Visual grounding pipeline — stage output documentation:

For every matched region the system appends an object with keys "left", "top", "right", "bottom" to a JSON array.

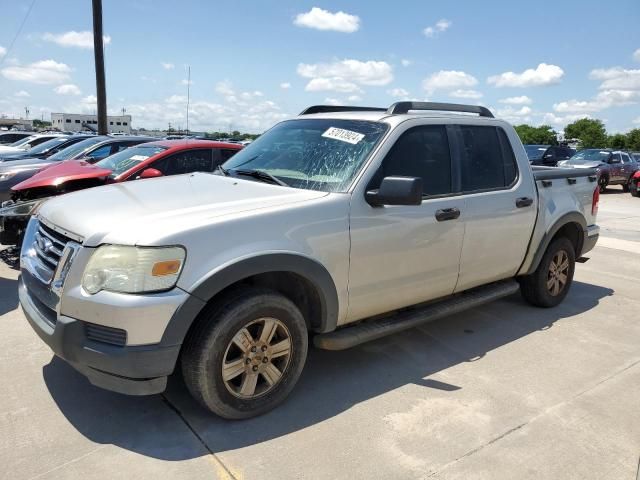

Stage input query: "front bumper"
[{"left": 20, "top": 277, "right": 181, "bottom": 395}]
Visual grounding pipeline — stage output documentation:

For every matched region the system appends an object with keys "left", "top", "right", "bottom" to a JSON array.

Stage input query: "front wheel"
[
  {"left": 181, "top": 288, "right": 308, "bottom": 419},
  {"left": 520, "top": 237, "right": 576, "bottom": 308},
  {"left": 622, "top": 180, "right": 630, "bottom": 193},
  {"left": 598, "top": 175, "right": 608, "bottom": 193}
]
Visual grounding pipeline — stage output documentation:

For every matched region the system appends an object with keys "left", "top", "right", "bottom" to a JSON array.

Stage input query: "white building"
[{"left": 50, "top": 113, "right": 132, "bottom": 134}]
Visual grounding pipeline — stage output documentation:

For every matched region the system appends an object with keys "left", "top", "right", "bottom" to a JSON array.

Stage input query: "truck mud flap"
[{"left": 314, "top": 279, "right": 520, "bottom": 350}]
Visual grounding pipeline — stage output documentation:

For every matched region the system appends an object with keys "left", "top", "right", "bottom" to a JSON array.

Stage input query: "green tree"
[
  {"left": 564, "top": 119, "right": 607, "bottom": 148},
  {"left": 32, "top": 119, "right": 51, "bottom": 129},
  {"left": 607, "top": 133, "right": 627, "bottom": 149},
  {"left": 514, "top": 124, "right": 558, "bottom": 145},
  {"left": 625, "top": 128, "right": 640, "bottom": 151}
]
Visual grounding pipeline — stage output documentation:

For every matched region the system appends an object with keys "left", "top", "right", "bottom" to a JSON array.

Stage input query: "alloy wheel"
[
  {"left": 547, "top": 250, "right": 570, "bottom": 296},
  {"left": 221, "top": 317, "right": 292, "bottom": 399}
]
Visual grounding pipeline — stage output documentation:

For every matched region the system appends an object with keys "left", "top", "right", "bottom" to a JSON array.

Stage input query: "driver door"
[{"left": 347, "top": 123, "right": 465, "bottom": 323}]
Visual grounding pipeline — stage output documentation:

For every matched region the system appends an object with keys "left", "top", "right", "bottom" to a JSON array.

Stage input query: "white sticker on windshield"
[
  {"left": 322, "top": 127, "right": 365, "bottom": 145},
  {"left": 130, "top": 155, "right": 150, "bottom": 161}
]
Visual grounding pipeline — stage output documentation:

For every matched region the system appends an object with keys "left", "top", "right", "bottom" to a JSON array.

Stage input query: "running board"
[{"left": 314, "top": 279, "right": 520, "bottom": 350}]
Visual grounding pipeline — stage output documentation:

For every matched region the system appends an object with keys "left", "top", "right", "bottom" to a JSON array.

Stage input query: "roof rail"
[
  {"left": 299, "top": 105, "right": 387, "bottom": 115},
  {"left": 387, "top": 101, "right": 494, "bottom": 117}
]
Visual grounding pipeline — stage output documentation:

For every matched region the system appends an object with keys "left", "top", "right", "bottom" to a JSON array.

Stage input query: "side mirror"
[
  {"left": 139, "top": 168, "right": 163, "bottom": 179},
  {"left": 366, "top": 176, "right": 423, "bottom": 207}
]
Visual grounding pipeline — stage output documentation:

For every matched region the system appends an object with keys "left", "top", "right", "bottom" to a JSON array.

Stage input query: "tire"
[
  {"left": 598, "top": 175, "right": 608, "bottom": 193},
  {"left": 520, "top": 237, "right": 575, "bottom": 308},
  {"left": 622, "top": 180, "right": 630, "bottom": 193},
  {"left": 181, "top": 287, "right": 308, "bottom": 419},
  {"left": 631, "top": 187, "right": 639, "bottom": 198}
]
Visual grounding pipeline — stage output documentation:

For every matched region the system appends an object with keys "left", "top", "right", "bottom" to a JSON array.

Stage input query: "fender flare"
[
  {"left": 524, "top": 212, "right": 587, "bottom": 275},
  {"left": 160, "top": 253, "right": 340, "bottom": 346}
]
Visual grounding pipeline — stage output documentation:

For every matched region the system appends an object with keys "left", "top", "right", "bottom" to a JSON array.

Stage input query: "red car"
[
  {"left": 630, "top": 170, "right": 640, "bottom": 197},
  {"left": 1, "top": 140, "right": 241, "bottom": 244}
]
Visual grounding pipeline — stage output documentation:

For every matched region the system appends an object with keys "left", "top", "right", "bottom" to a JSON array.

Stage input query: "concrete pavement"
[{"left": 1, "top": 186, "right": 639, "bottom": 480}]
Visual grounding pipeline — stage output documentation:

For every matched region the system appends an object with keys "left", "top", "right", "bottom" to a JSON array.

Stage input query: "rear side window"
[
  {"left": 459, "top": 126, "right": 517, "bottom": 192},
  {"left": 621, "top": 153, "right": 632, "bottom": 163},
  {"left": 155, "top": 149, "right": 213, "bottom": 175},
  {"left": 374, "top": 125, "right": 452, "bottom": 196}
]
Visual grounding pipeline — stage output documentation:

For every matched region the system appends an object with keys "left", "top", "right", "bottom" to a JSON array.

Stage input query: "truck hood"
[
  {"left": 0, "top": 152, "right": 43, "bottom": 162},
  {"left": 12, "top": 160, "right": 112, "bottom": 191},
  {"left": 561, "top": 160, "right": 604, "bottom": 169},
  {"left": 0, "top": 157, "right": 53, "bottom": 172},
  {"left": 0, "top": 146, "right": 26, "bottom": 154},
  {"left": 37, "top": 173, "right": 329, "bottom": 246}
]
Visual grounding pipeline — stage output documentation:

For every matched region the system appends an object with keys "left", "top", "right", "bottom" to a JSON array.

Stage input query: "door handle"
[
  {"left": 435, "top": 208, "right": 461, "bottom": 221},
  {"left": 516, "top": 197, "right": 534, "bottom": 208}
]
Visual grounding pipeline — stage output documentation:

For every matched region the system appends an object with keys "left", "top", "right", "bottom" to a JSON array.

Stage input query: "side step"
[{"left": 314, "top": 279, "right": 520, "bottom": 350}]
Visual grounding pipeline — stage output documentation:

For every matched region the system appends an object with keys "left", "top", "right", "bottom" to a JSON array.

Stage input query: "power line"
[{"left": 0, "top": 0, "right": 37, "bottom": 68}]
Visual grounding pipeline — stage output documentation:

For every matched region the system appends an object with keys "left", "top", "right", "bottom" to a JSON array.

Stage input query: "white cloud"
[
  {"left": 161, "top": 62, "right": 175, "bottom": 70},
  {"left": 499, "top": 95, "right": 532, "bottom": 105},
  {"left": 215, "top": 80, "right": 235, "bottom": 96},
  {"left": 180, "top": 79, "right": 194, "bottom": 85},
  {"left": 0, "top": 46, "right": 6, "bottom": 57},
  {"left": 43, "top": 31, "right": 111, "bottom": 49},
  {"left": 297, "top": 59, "right": 393, "bottom": 87},
  {"left": 388, "top": 87, "right": 409, "bottom": 98},
  {"left": 347, "top": 95, "right": 362, "bottom": 102},
  {"left": 423, "top": 70, "right": 478, "bottom": 93},
  {"left": 1, "top": 59, "right": 71, "bottom": 84},
  {"left": 294, "top": 7, "right": 360, "bottom": 33},
  {"left": 553, "top": 89, "right": 640, "bottom": 113},
  {"left": 423, "top": 19, "right": 451, "bottom": 38},
  {"left": 280, "top": 82, "right": 291, "bottom": 89},
  {"left": 14, "top": 90, "right": 30, "bottom": 98},
  {"left": 633, "top": 49, "right": 640, "bottom": 62},
  {"left": 324, "top": 97, "right": 342, "bottom": 106},
  {"left": 54, "top": 84, "right": 82, "bottom": 95},
  {"left": 400, "top": 59, "right": 412, "bottom": 67},
  {"left": 488, "top": 63, "right": 564, "bottom": 88},
  {"left": 542, "top": 112, "right": 591, "bottom": 127},
  {"left": 305, "top": 77, "right": 362, "bottom": 93},
  {"left": 166, "top": 95, "right": 187, "bottom": 104},
  {"left": 589, "top": 67, "right": 640, "bottom": 90},
  {"left": 449, "top": 89, "right": 483, "bottom": 99},
  {"left": 496, "top": 106, "right": 533, "bottom": 124},
  {"left": 634, "top": 116, "right": 640, "bottom": 124}
]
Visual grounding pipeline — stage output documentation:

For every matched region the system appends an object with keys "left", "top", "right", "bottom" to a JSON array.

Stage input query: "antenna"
[{"left": 186, "top": 66, "right": 191, "bottom": 135}]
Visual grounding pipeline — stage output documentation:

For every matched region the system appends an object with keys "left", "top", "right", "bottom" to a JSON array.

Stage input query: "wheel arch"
[
  {"left": 161, "top": 253, "right": 340, "bottom": 346},
  {"left": 523, "top": 213, "right": 586, "bottom": 276}
]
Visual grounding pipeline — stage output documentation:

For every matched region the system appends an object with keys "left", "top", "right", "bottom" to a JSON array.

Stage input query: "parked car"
[
  {"left": 0, "top": 140, "right": 241, "bottom": 244},
  {"left": 524, "top": 144, "right": 575, "bottom": 167},
  {"left": 0, "top": 135, "right": 156, "bottom": 205},
  {"left": 0, "top": 133, "right": 69, "bottom": 154},
  {"left": 558, "top": 149, "right": 638, "bottom": 192},
  {"left": 630, "top": 170, "right": 640, "bottom": 197},
  {"left": 19, "top": 102, "right": 599, "bottom": 419},
  {"left": 0, "top": 135, "right": 93, "bottom": 163},
  {"left": 0, "top": 131, "right": 33, "bottom": 145}
]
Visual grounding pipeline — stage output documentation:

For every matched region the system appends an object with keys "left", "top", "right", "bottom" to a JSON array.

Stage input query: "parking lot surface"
[{"left": 1, "top": 188, "right": 639, "bottom": 480}]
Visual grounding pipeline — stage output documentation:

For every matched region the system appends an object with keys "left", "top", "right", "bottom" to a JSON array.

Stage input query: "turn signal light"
[
  {"left": 591, "top": 187, "right": 599, "bottom": 217},
  {"left": 152, "top": 260, "right": 182, "bottom": 277}
]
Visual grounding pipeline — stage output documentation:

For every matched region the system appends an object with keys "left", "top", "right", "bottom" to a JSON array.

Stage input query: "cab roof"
[{"left": 141, "top": 139, "right": 243, "bottom": 151}]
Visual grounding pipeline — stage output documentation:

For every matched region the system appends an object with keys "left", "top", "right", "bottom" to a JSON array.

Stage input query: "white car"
[
  {"left": 0, "top": 133, "right": 68, "bottom": 154},
  {"left": 20, "top": 102, "right": 600, "bottom": 419}
]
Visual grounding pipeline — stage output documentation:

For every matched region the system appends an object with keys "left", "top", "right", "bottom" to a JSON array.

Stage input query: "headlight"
[
  {"left": 82, "top": 245, "right": 186, "bottom": 294},
  {"left": 0, "top": 172, "right": 16, "bottom": 181},
  {"left": 0, "top": 197, "right": 49, "bottom": 217}
]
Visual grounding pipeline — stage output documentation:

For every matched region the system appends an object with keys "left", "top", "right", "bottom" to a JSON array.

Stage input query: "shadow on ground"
[{"left": 43, "top": 281, "right": 613, "bottom": 460}]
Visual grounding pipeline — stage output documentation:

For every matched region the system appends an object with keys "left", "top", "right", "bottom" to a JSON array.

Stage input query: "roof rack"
[
  {"left": 299, "top": 102, "right": 494, "bottom": 118},
  {"left": 386, "top": 102, "right": 494, "bottom": 117},
  {"left": 299, "top": 105, "right": 386, "bottom": 115}
]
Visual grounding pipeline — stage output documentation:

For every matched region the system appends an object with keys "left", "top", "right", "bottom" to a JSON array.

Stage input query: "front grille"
[
  {"left": 32, "top": 222, "right": 72, "bottom": 276},
  {"left": 85, "top": 322, "right": 127, "bottom": 346}
]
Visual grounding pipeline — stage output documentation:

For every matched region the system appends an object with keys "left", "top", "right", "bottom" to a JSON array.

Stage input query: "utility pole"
[
  {"left": 92, "top": 0, "right": 108, "bottom": 135},
  {"left": 186, "top": 66, "right": 190, "bottom": 135},
  {"left": 24, "top": 106, "right": 29, "bottom": 119}
]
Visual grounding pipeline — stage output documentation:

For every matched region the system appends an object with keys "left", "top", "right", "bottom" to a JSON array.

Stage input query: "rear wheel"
[
  {"left": 622, "top": 179, "right": 630, "bottom": 193},
  {"left": 181, "top": 288, "right": 308, "bottom": 419},
  {"left": 520, "top": 237, "right": 575, "bottom": 308},
  {"left": 598, "top": 175, "right": 608, "bottom": 193}
]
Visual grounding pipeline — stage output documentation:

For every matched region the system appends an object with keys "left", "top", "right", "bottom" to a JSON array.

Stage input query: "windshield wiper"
[
  {"left": 215, "top": 165, "right": 229, "bottom": 176},
  {"left": 230, "top": 168, "right": 289, "bottom": 187}
]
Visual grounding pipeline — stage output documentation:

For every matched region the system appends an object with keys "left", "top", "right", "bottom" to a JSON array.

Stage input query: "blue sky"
[{"left": 1, "top": 0, "right": 639, "bottom": 133}]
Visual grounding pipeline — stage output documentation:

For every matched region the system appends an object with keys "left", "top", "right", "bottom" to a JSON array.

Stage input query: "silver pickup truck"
[{"left": 19, "top": 102, "right": 600, "bottom": 419}]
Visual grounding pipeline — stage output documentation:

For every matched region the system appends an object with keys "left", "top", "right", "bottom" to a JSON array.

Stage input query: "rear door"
[
  {"left": 454, "top": 124, "right": 537, "bottom": 292},
  {"left": 609, "top": 153, "right": 624, "bottom": 182}
]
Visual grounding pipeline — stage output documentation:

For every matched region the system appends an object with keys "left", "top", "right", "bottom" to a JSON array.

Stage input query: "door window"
[
  {"left": 621, "top": 153, "right": 632, "bottom": 164},
  {"left": 86, "top": 144, "right": 112, "bottom": 160},
  {"left": 459, "top": 126, "right": 518, "bottom": 192},
  {"left": 373, "top": 125, "right": 452, "bottom": 196},
  {"left": 153, "top": 149, "right": 214, "bottom": 175}
]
